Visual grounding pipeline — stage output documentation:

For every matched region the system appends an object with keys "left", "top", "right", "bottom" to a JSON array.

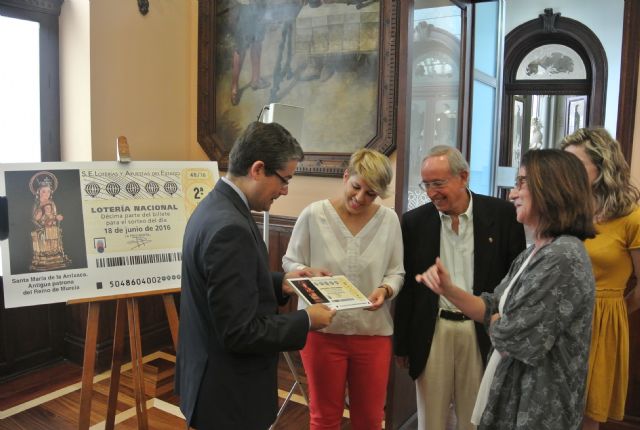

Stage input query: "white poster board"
[{"left": 0, "top": 161, "right": 219, "bottom": 308}]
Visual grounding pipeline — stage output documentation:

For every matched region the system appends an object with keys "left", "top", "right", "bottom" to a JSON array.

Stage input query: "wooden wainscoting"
[
  {"left": 0, "top": 277, "right": 176, "bottom": 380},
  {"left": 0, "top": 277, "right": 66, "bottom": 382},
  {"left": 254, "top": 212, "right": 298, "bottom": 314},
  {"left": 63, "top": 294, "right": 177, "bottom": 372},
  {"left": 603, "top": 308, "right": 640, "bottom": 430}
]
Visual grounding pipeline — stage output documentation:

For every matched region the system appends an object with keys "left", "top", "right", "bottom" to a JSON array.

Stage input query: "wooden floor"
[{"left": 0, "top": 350, "right": 357, "bottom": 429}]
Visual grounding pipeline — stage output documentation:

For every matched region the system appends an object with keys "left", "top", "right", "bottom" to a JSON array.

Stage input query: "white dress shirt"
[
  {"left": 438, "top": 192, "right": 474, "bottom": 311},
  {"left": 283, "top": 200, "right": 405, "bottom": 336},
  {"left": 221, "top": 176, "right": 249, "bottom": 209}
]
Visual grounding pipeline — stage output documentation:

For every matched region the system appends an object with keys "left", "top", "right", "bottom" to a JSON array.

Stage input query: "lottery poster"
[{"left": 0, "top": 161, "right": 218, "bottom": 308}]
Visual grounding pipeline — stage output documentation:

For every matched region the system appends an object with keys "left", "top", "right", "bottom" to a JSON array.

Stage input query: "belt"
[{"left": 438, "top": 308, "right": 470, "bottom": 321}]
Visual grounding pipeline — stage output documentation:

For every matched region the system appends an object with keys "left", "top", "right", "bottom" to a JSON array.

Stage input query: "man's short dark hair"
[{"left": 228, "top": 122, "right": 304, "bottom": 177}]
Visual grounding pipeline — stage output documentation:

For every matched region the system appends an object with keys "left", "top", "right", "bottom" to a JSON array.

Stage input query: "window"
[
  {"left": 496, "top": 8, "right": 607, "bottom": 197},
  {"left": 0, "top": 15, "right": 41, "bottom": 163},
  {"left": 398, "top": 1, "right": 503, "bottom": 210},
  {"left": 0, "top": 0, "right": 62, "bottom": 275},
  {"left": 403, "top": 2, "right": 468, "bottom": 211},
  {"left": 0, "top": 0, "right": 63, "bottom": 163},
  {"left": 469, "top": 0, "right": 503, "bottom": 195}
]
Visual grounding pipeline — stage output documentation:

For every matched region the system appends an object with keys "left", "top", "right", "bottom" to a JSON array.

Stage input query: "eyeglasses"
[
  {"left": 418, "top": 178, "right": 449, "bottom": 191},
  {"left": 272, "top": 170, "right": 290, "bottom": 188},
  {"left": 514, "top": 175, "right": 527, "bottom": 190}
]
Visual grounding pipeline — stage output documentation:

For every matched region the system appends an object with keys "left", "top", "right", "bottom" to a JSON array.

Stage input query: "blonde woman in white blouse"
[{"left": 283, "top": 149, "right": 404, "bottom": 430}]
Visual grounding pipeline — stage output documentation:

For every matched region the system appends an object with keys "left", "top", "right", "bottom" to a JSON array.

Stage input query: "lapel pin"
[{"left": 488, "top": 237, "right": 494, "bottom": 243}]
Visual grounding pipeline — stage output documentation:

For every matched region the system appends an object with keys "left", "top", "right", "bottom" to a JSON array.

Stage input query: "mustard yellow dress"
[{"left": 583, "top": 206, "right": 640, "bottom": 422}]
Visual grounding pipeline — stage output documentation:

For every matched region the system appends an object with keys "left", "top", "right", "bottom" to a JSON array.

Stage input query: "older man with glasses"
[{"left": 394, "top": 145, "right": 525, "bottom": 430}]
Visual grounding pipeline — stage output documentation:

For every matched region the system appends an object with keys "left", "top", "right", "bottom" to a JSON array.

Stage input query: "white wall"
[
  {"left": 59, "top": 0, "right": 92, "bottom": 161},
  {"left": 89, "top": 0, "right": 194, "bottom": 161},
  {"left": 505, "top": 0, "right": 624, "bottom": 134},
  {"left": 59, "top": 0, "right": 201, "bottom": 163}
]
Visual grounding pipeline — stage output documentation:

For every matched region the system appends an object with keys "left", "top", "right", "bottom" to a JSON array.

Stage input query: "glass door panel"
[{"left": 406, "top": 2, "right": 462, "bottom": 210}]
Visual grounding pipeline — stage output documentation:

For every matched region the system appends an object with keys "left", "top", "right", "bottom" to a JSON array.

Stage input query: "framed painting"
[
  {"left": 197, "top": 0, "right": 399, "bottom": 176},
  {"left": 565, "top": 95, "right": 587, "bottom": 135}
]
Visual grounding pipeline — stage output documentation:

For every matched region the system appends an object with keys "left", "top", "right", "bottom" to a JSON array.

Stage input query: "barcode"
[{"left": 96, "top": 252, "right": 182, "bottom": 268}]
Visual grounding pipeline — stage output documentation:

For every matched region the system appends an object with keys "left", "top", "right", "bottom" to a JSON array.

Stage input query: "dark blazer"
[
  {"left": 0, "top": 196, "right": 8, "bottom": 240},
  {"left": 393, "top": 192, "right": 525, "bottom": 379},
  {"left": 175, "top": 180, "right": 309, "bottom": 429}
]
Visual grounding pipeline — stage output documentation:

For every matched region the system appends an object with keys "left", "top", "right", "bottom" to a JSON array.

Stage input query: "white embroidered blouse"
[{"left": 282, "top": 200, "right": 405, "bottom": 336}]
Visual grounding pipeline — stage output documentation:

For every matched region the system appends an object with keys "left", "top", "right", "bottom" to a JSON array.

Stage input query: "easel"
[
  {"left": 261, "top": 212, "right": 309, "bottom": 430},
  {"left": 70, "top": 289, "right": 179, "bottom": 430},
  {"left": 72, "top": 137, "right": 180, "bottom": 430}
]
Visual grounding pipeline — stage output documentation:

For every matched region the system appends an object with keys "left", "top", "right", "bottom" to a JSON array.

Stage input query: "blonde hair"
[
  {"left": 561, "top": 128, "right": 640, "bottom": 221},
  {"left": 346, "top": 149, "right": 393, "bottom": 199}
]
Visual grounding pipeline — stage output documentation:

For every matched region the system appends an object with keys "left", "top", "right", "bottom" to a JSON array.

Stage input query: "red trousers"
[{"left": 301, "top": 332, "right": 392, "bottom": 430}]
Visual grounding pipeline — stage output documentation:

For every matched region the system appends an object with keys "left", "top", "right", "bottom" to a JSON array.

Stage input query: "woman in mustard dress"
[{"left": 562, "top": 128, "right": 640, "bottom": 430}]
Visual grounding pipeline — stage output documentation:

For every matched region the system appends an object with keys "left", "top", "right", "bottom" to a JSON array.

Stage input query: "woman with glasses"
[
  {"left": 418, "top": 149, "right": 596, "bottom": 429},
  {"left": 562, "top": 128, "right": 640, "bottom": 430},
  {"left": 282, "top": 148, "right": 404, "bottom": 429}
]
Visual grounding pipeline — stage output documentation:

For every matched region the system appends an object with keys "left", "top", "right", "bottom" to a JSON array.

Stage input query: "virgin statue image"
[{"left": 29, "top": 171, "right": 71, "bottom": 271}]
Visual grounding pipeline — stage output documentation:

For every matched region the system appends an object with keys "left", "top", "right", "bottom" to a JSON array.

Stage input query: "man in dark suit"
[
  {"left": 394, "top": 146, "right": 525, "bottom": 430},
  {"left": 176, "top": 122, "right": 336, "bottom": 430}
]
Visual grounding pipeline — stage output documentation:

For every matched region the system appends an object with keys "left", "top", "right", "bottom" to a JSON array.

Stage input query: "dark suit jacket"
[
  {"left": 393, "top": 192, "right": 525, "bottom": 379},
  {"left": 0, "top": 197, "right": 8, "bottom": 240},
  {"left": 175, "top": 180, "right": 309, "bottom": 429}
]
